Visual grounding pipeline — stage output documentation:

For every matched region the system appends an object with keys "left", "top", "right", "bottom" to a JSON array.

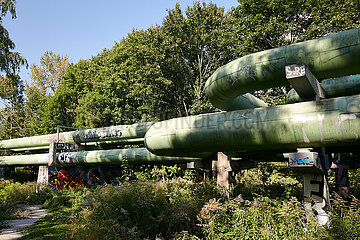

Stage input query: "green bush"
[
  {"left": 326, "top": 194, "right": 360, "bottom": 239},
  {"left": 197, "top": 197, "right": 325, "bottom": 239},
  {"left": 0, "top": 181, "right": 36, "bottom": 204},
  {"left": 0, "top": 201, "right": 17, "bottom": 220},
  {"left": 233, "top": 162, "right": 303, "bottom": 201},
  {"left": 25, "top": 187, "right": 53, "bottom": 205},
  {"left": 2, "top": 163, "right": 360, "bottom": 240},
  {"left": 71, "top": 179, "right": 225, "bottom": 240}
]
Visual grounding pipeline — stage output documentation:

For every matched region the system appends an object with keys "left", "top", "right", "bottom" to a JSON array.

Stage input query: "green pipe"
[
  {"left": 0, "top": 148, "right": 201, "bottom": 165},
  {"left": 287, "top": 74, "right": 360, "bottom": 103},
  {"left": 0, "top": 154, "right": 48, "bottom": 165},
  {"left": 72, "top": 122, "right": 154, "bottom": 143},
  {"left": 9, "top": 138, "right": 146, "bottom": 153},
  {"left": 226, "top": 152, "right": 288, "bottom": 162},
  {"left": 96, "top": 138, "right": 145, "bottom": 146},
  {"left": 57, "top": 148, "right": 201, "bottom": 165},
  {"left": 205, "top": 28, "right": 360, "bottom": 111},
  {"left": 0, "top": 122, "right": 155, "bottom": 150},
  {"left": 10, "top": 146, "right": 52, "bottom": 152},
  {"left": 0, "top": 132, "right": 76, "bottom": 150},
  {"left": 145, "top": 94, "right": 360, "bottom": 156}
]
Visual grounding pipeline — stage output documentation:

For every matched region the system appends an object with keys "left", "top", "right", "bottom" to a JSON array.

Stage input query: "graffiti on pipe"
[
  {"left": 77, "top": 129, "right": 122, "bottom": 141},
  {"left": 57, "top": 152, "right": 78, "bottom": 164},
  {"left": 293, "top": 113, "right": 359, "bottom": 143},
  {"left": 47, "top": 135, "right": 67, "bottom": 143},
  {"left": 56, "top": 143, "right": 78, "bottom": 151}
]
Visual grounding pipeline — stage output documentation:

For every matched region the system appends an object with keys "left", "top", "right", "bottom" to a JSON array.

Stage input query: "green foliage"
[
  {"left": 21, "top": 187, "right": 87, "bottom": 240},
  {"left": 135, "top": 165, "right": 190, "bottom": 182},
  {"left": 5, "top": 166, "right": 37, "bottom": 183},
  {"left": 197, "top": 197, "right": 324, "bottom": 239},
  {"left": 71, "top": 180, "right": 225, "bottom": 240},
  {"left": 230, "top": 0, "right": 360, "bottom": 56},
  {"left": 0, "top": 181, "right": 36, "bottom": 204},
  {"left": 0, "top": 165, "right": 359, "bottom": 240},
  {"left": 0, "top": 200, "right": 16, "bottom": 220},
  {"left": 0, "top": 74, "right": 29, "bottom": 139},
  {"left": 43, "top": 187, "right": 84, "bottom": 212},
  {"left": 48, "top": 2, "right": 233, "bottom": 130},
  {"left": 327, "top": 194, "right": 360, "bottom": 239},
  {"left": 233, "top": 163, "right": 303, "bottom": 201},
  {"left": 161, "top": 2, "right": 233, "bottom": 115},
  {"left": 0, "top": 1, "right": 27, "bottom": 140},
  {"left": 0, "top": 0, "right": 27, "bottom": 77},
  {"left": 29, "top": 51, "right": 69, "bottom": 96},
  {"left": 21, "top": 51, "right": 70, "bottom": 135}
]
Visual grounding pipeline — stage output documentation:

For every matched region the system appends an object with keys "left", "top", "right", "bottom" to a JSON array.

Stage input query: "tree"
[
  {"left": 28, "top": 51, "right": 69, "bottom": 96},
  {"left": 160, "top": 2, "right": 233, "bottom": 115},
  {"left": 60, "top": 29, "right": 174, "bottom": 128},
  {"left": 0, "top": 0, "right": 26, "bottom": 76},
  {"left": 230, "top": 0, "right": 360, "bottom": 56},
  {"left": 23, "top": 51, "right": 70, "bottom": 135},
  {"left": 52, "top": 2, "right": 234, "bottom": 130},
  {"left": 0, "top": 0, "right": 26, "bottom": 103},
  {"left": 0, "top": 0, "right": 27, "bottom": 139},
  {"left": 0, "top": 74, "right": 27, "bottom": 139}
]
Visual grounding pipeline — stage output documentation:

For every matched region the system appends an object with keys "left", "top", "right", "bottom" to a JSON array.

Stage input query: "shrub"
[
  {"left": 0, "top": 201, "right": 17, "bottom": 220},
  {"left": 326, "top": 194, "right": 360, "bottom": 239},
  {"left": 233, "top": 162, "right": 303, "bottom": 201},
  {"left": 71, "top": 179, "right": 225, "bottom": 240},
  {"left": 0, "top": 181, "right": 36, "bottom": 204},
  {"left": 197, "top": 197, "right": 325, "bottom": 239}
]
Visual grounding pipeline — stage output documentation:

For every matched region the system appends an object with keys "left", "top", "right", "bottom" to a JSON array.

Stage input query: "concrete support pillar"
[
  {"left": 36, "top": 142, "right": 55, "bottom": 192},
  {"left": 36, "top": 166, "right": 48, "bottom": 192},
  {"left": 48, "top": 142, "right": 56, "bottom": 166},
  {"left": 216, "top": 152, "right": 231, "bottom": 189},
  {"left": 289, "top": 149, "right": 330, "bottom": 226},
  {"left": 303, "top": 174, "right": 330, "bottom": 226}
]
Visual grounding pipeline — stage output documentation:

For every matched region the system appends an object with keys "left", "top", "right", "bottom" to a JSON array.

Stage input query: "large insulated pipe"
[
  {"left": 205, "top": 28, "right": 360, "bottom": 111},
  {"left": 287, "top": 74, "right": 360, "bottom": 103},
  {"left": 0, "top": 153, "right": 49, "bottom": 165},
  {"left": 145, "top": 94, "right": 360, "bottom": 156},
  {"left": 0, "top": 122, "right": 155, "bottom": 150},
  {"left": 0, "top": 148, "right": 201, "bottom": 165}
]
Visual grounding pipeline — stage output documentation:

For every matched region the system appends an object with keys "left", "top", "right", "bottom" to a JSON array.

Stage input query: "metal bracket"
[
  {"left": 285, "top": 64, "right": 325, "bottom": 101},
  {"left": 289, "top": 150, "right": 323, "bottom": 174}
]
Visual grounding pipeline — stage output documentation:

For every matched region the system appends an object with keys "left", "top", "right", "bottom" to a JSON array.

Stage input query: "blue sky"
[{"left": 3, "top": 0, "right": 238, "bottom": 82}]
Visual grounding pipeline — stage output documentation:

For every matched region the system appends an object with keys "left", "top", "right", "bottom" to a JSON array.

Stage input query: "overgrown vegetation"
[{"left": 0, "top": 164, "right": 360, "bottom": 239}]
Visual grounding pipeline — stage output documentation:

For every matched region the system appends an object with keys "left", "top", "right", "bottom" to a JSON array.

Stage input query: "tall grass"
[
  {"left": 0, "top": 164, "right": 360, "bottom": 239},
  {"left": 70, "top": 179, "right": 226, "bottom": 240}
]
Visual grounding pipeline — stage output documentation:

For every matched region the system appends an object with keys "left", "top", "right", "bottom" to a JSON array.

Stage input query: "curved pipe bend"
[{"left": 205, "top": 28, "right": 360, "bottom": 111}]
